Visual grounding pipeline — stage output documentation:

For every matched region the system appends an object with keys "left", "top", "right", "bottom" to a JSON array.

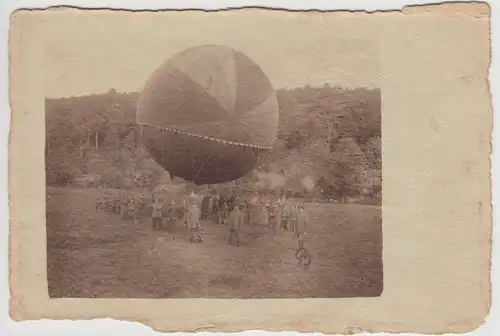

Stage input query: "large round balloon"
[{"left": 137, "top": 45, "right": 279, "bottom": 185}]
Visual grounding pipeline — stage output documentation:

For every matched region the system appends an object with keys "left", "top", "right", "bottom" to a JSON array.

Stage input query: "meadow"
[{"left": 47, "top": 186, "right": 383, "bottom": 298}]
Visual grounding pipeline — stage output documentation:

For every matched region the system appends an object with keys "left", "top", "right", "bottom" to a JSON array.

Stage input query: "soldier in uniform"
[
  {"left": 200, "top": 193, "right": 210, "bottom": 220},
  {"left": 151, "top": 197, "right": 165, "bottom": 231},
  {"left": 281, "top": 201, "right": 291, "bottom": 232},
  {"left": 227, "top": 205, "right": 244, "bottom": 246},
  {"left": 219, "top": 199, "right": 229, "bottom": 225},
  {"left": 212, "top": 194, "right": 219, "bottom": 216},
  {"left": 290, "top": 205, "right": 299, "bottom": 235},
  {"left": 260, "top": 201, "right": 269, "bottom": 227},
  {"left": 270, "top": 200, "right": 282, "bottom": 237},
  {"left": 294, "top": 204, "right": 308, "bottom": 250},
  {"left": 186, "top": 194, "right": 202, "bottom": 243},
  {"left": 207, "top": 194, "right": 214, "bottom": 219},
  {"left": 248, "top": 193, "right": 260, "bottom": 226}
]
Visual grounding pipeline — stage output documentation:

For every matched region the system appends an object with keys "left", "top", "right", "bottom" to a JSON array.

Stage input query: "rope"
[{"left": 138, "top": 122, "right": 272, "bottom": 150}]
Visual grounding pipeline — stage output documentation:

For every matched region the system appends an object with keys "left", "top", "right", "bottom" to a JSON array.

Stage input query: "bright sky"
[{"left": 42, "top": 10, "right": 380, "bottom": 98}]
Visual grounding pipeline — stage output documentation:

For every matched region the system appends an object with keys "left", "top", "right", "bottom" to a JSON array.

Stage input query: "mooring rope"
[{"left": 138, "top": 122, "right": 272, "bottom": 150}]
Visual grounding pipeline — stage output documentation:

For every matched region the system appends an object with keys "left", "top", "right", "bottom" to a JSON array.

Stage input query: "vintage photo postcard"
[{"left": 8, "top": 2, "right": 492, "bottom": 334}]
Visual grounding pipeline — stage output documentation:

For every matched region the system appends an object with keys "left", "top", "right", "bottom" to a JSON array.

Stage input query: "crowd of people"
[{"left": 147, "top": 190, "right": 309, "bottom": 249}]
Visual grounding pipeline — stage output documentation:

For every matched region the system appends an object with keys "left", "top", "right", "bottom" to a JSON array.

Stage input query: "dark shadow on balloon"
[{"left": 142, "top": 127, "right": 265, "bottom": 185}]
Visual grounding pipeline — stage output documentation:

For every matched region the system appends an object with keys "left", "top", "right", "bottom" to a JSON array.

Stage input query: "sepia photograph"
[
  {"left": 8, "top": 3, "right": 491, "bottom": 333},
  {"left": 45, "top": 39, "right": 382, "bottom": 300}
]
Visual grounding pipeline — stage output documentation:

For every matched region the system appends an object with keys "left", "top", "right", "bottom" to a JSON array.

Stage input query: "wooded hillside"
[{"left": 45, "top": 85, "right": 381, "bottom": 204}]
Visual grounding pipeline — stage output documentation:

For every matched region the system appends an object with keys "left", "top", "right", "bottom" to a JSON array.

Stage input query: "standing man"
[
  {"left": 212, "top": 193, "right": 219, "bottom": 216},
  {"left": 295, "top": 204, "right": 308, "bottom": 250},
  {"left": 290, "top": 205, "right": 299, "bottom": 235},
  {"left": 221, "top": 200, "right": 229, "bottom": 225},
  {"left": 271, "top": 201, "right": 282, "bottom": 237},
  {"left": 130, "top": 198, "right": 142, "bottom": 226},
  {"left": 227, "top": 192, "right": 236, "bottom": 213},
  {"left": 201, "top": 193, "right": 210, "bottom": 220},
  {"left": 244, "top": 196, "right": 251, "bottom": 225},
  {"left": 151, "top": 197, "right": 165, "bottom": 231},
  {"left": 217, "top": 195, "right": 227, "bottom": 225},
  {"left": 281, "top": 201, "right": 291, "bottom": 232},
  {"left": 207, "top": 194, "right": 214, "bottom": 219},
  {"left": 228, "top": 204, "right": 244, "bottom": 247},
  {"left": 186, "top": 194, "right": 202, "bottom": 243},
  {"left": 260, "top": 201, "right": 269, "bottom": 227},
  {"left": 187, "top": 203, "right": 202, "bottom": 243},
  {"left": 164, "top": 200, "right": 176, "bottom": 228},
  {"left": 248, "top": 193, "right": 260, "bottom": 226}
]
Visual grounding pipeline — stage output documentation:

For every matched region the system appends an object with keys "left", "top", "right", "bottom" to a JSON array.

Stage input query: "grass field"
[{"left": 46, "top": 186, "right": 383, "bottom": 298}]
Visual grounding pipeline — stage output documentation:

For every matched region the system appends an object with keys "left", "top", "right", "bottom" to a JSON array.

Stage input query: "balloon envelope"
[{"left": 137, "top": 45, "right": 279, "bottom": 185}]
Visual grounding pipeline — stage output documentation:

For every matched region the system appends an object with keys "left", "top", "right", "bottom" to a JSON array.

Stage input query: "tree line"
[{"left": 45, "top": 85, "right": 381, "bottom": 204}]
